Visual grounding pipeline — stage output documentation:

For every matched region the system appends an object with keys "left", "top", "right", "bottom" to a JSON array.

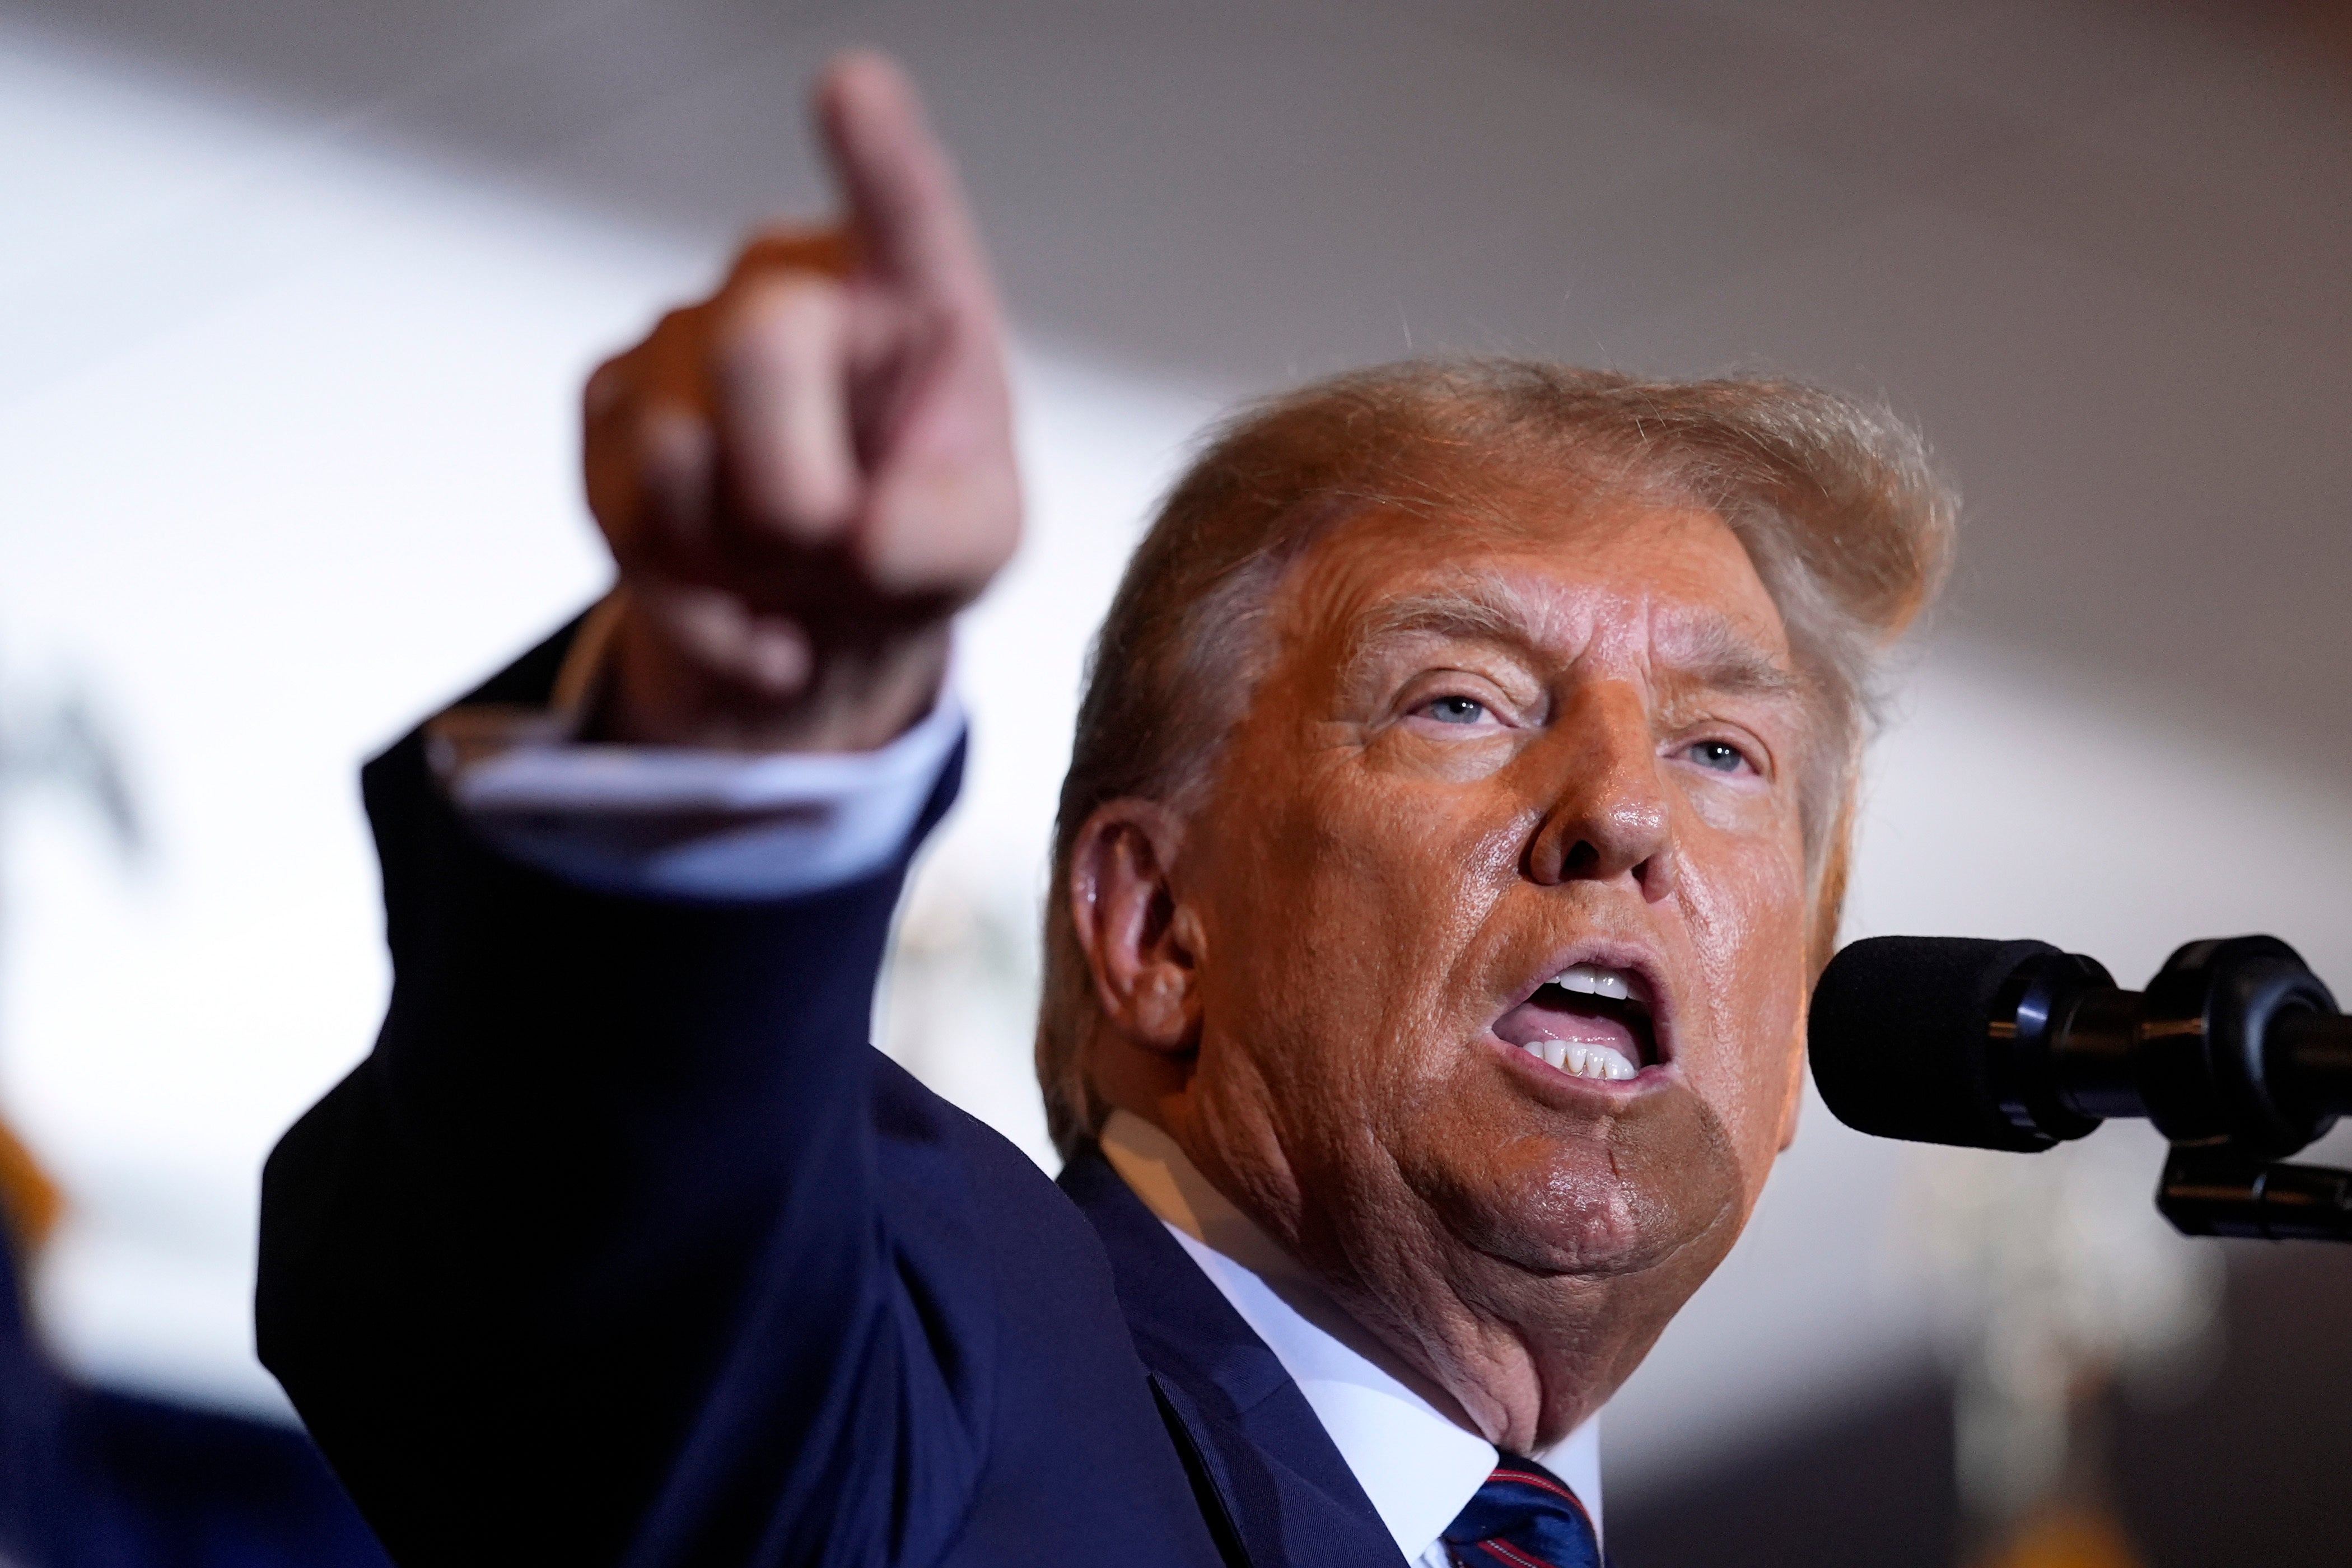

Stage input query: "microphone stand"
[
  {"left": 2157, "top": 1145, "right": 2352, "bottom": 1242},
  {"left": 2061, "top": 944, "right": 2352, "bottom": 1242}
]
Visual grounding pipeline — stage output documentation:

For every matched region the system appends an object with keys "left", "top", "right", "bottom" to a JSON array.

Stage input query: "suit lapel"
[{"left": 1060, "top": 1147, "right": 1407, "bottom": 1568}]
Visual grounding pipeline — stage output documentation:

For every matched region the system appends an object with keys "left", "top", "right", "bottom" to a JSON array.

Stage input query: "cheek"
[
  {"left": 1197, "top": 747, "right": 1525, "bottom": 1140},
  {"left": 1678, "top": 830, "right": 1811, "bottom": 1173}
]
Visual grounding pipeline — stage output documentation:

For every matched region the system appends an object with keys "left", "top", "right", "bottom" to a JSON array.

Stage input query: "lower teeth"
[{"left": 1525, "top": 1040, "right": 1637, "bottom": 1080}]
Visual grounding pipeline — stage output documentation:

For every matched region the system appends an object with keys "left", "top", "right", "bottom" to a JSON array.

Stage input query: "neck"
[{"left": 1101, "top": 1109, "right": 1488, "bottom": 1435}]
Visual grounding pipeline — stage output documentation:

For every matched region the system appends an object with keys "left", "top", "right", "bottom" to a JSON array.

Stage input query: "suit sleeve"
[{"left": 256, "top": 620, "right": 990, "bottom": 1567}]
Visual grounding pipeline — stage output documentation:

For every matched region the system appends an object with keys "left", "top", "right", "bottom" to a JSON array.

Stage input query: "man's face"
[{"left": 1166, "top": 479, "right": 1816, "bottom": 1446}]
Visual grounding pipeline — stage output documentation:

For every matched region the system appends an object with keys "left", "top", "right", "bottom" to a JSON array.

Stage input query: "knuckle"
[
  {"left": 632, "top": 406, "right": 713, "bottom": 502},
  {"left": 725, "top": 284, "right": 843, "bottom": 365},
  {"left": 584, "top": 357, "right": 633, "bottom": 421}
]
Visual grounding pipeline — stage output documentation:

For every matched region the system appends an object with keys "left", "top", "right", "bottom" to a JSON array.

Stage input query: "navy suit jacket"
[{"left": 256, "top": 622, "right": 1409, "bottom": 1567}]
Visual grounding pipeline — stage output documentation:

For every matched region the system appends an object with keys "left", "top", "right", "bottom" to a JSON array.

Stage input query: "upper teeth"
[{"left": 1550, "top": 963, "right": 1635, "bottom": 1002}]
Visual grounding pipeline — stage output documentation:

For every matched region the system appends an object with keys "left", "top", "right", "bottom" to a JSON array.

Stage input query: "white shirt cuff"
[{"left": 426, "top": 595, "right": 963, "bottom": 901}]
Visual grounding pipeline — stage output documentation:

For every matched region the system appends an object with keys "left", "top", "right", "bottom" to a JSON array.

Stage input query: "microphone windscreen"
[{"left": 1809, "top": 936, "right": 2062, "bottom": 1152}]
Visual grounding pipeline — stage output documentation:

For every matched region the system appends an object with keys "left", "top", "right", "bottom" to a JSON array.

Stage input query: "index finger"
[{"left": 815, "top": 51, "right": 994, "bottom": 305}]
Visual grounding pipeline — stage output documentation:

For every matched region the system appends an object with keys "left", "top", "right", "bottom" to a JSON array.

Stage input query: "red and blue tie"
[{"left": 1439, "top": 1455, "right": 1602, "bottom": 1568}]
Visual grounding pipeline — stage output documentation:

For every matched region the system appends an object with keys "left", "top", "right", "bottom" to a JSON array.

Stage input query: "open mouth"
[{"left": 1494, "top": 962, "right": 1659, "bottom": 1083}]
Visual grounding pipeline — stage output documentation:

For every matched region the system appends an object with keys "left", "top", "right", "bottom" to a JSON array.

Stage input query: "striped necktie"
[{"left": 1439, "top": 1454, "right": 1602, "bottom": 1568}]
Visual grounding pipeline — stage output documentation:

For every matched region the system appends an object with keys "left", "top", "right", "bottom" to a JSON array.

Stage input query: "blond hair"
[{"left": 1036, "top": 360, "right": 1954, "bottom": 1156}]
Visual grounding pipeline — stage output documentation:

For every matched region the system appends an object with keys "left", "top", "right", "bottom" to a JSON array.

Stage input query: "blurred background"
[{"left": 3, "top": 1, "right": 2350, "bottom": 1562}]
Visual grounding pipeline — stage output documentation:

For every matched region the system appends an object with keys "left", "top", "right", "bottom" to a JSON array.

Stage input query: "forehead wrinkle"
[{"left": 1340, "top": 570, "right": 1794, "bottom": 703}]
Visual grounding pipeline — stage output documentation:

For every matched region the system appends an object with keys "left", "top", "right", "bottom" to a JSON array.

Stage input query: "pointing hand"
[{"left": 582, "top": 52, "right": 1018, "bottom": 750}]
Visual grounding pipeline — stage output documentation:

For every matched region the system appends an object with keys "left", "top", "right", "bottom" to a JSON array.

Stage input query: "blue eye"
[
  {"left": 1426, "top": 696, "right": 1487, "bottom": 725},
  {"left": 1686, "top": 740, "right": 1748, "bottom": 773}
]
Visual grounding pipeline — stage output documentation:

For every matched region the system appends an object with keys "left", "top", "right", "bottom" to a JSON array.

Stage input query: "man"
[{"left": 257, "top": 52, "right": 1951, "bottom": 1568}]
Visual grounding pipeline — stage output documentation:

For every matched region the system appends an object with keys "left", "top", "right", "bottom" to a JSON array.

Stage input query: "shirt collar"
[{"left": 1098, "top": 1110, "right": 1602, "bottom": 1562}]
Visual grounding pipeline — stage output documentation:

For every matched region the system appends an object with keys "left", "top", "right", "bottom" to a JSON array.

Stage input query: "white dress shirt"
[{"left": 433, "top": 600, "right": 1604, "bottom": 1561}]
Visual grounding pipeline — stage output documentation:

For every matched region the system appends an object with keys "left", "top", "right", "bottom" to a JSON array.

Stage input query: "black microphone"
[{"left": 1810, "top": 933, "right": 2352, "bottom": 1164}]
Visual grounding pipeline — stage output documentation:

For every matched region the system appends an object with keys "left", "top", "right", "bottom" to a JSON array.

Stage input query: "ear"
[{"left": 1067, "top": 799, "right": 1203, "bottom": 1054}]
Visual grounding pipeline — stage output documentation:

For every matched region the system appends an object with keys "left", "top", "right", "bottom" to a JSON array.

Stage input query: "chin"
[
  {"left": 1424, "top": 1118, "right": 1744, "bottom": 1281},
  {"left": 1513, "top": 1155, "right": 1702, "bottom": 1273}
]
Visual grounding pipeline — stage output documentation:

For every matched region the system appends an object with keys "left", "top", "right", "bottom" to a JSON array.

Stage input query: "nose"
[{"left": 1525, "top": 681, "right": 1677, "bottom": 899}]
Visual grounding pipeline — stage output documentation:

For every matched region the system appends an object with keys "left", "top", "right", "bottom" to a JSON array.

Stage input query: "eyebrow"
[
  {"left": 1347, "top": 580, "right": 1806, "bottom": 699},
  {"left": 1659, "top": 615, "right": 1808, "bottom": 700},
  {"left": 1351, "top": 585, "right": 1537, "bottom": 651}
]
